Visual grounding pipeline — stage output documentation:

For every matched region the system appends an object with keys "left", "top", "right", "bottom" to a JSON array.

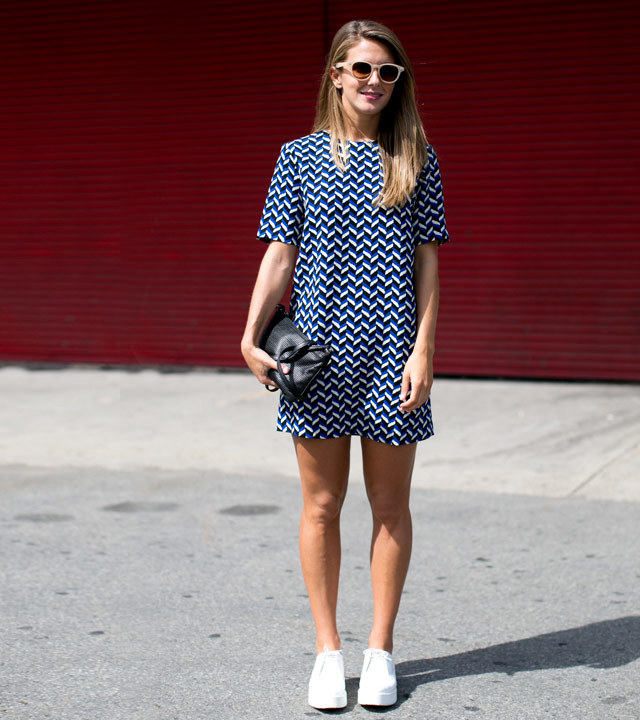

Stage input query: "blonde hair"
[{"left": 313, "top": 19, "right": 428, "bottom": 209}]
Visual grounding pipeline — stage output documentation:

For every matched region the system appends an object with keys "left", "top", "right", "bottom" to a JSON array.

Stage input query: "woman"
[{"left": 241, "top": 19, "right": 449, "bottom": 709}]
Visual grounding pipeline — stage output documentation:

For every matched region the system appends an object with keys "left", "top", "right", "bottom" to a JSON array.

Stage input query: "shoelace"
[
  {"left": 322, "top": 645, "right": 343, "bottom": 656},
  {"left": 363, "top": 648, "right": 393, "bottom": 673},
  {"left": 317, "top": 647, "right": 343, "bottom": 676},
  {"left": 364, "top": 648, "right": 392, "bottom": 660}
]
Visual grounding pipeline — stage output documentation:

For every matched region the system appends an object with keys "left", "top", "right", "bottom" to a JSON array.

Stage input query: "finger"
[
  {"left": 400, "top": 397, "right": 415, "bottom": 412},
  {"left": 399, "top": 389, "right": 415, "bottom": 412},
  {"left": 400, "top": 370, "right": 411, "bottom": 401},
  {"left": 400, "top": 387, "right": 427, "bottom": 412},
  {"left": 259, "top": 367, "right": 279, "bottom": 388}
]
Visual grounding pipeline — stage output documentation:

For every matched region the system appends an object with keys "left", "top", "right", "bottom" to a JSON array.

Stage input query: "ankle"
[
  {"left": 316, "top": 634, "right": 341, "bottom": 654},
  {"left": 368, "top": 635, "right": 393, "bottom": 653}
]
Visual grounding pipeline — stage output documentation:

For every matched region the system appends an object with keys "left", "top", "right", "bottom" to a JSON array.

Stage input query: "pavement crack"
[{"left": 565, "top": 439, "right": 640, "bottom": 497}]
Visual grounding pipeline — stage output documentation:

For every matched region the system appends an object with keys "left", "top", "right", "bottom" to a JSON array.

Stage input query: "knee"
[
  {"left": 368, "top": 494, "right": 410, "bottom": 529},
  {"left": 303, "top": 492, "right": 344, "bottom": 526}
]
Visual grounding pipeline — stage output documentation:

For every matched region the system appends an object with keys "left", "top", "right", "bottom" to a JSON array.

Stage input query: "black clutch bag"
[{"left": 259, "top": 304, "right": 332, "bottom": 401}]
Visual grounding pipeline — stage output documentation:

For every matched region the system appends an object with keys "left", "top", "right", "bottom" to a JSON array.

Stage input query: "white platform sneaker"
[
  {"left": 308, "top": 647, "right": 347, "bottom": 709},
  {"left": 357, "top": 648, "right": 397, "bottom": 706}
]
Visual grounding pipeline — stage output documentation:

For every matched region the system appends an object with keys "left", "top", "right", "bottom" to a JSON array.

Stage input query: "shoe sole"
[
  {"left": 358, "top": 686, "right": 397, "bottom": 707},
  {"left": 308, "top": 690, "right": 347, "bottom": 709}
]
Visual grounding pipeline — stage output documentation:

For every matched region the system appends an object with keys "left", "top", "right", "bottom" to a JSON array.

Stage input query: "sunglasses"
[{"left": 335, "top": 61, "right": 405, "bottom": 84}]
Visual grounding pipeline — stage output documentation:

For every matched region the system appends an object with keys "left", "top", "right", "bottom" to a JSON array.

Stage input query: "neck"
[{"left": 342, "top": 107, "right": 380, "bottom": 142}]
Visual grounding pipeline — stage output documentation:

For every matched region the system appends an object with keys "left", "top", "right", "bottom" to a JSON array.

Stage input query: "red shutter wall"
[
  {"left": 0, "top": 1, "right": 324, "bottom": 366},
  {"left": 0, "top": 1, "right": 638, "bottom": 379}
]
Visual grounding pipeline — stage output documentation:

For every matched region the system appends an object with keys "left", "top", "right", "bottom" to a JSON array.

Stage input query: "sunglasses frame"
[{"left": 334, "top": 61, "right": 405, "bottom": 84}]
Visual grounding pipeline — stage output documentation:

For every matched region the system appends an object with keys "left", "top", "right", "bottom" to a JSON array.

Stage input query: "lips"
[{"left": 361, "top": 92, "right": 383, "bottom": 100}]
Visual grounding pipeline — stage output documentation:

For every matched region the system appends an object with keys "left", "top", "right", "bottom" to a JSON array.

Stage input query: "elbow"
[
  {"left": 267, "top": 240, "right": 298, "bottom": 275},
  {"left": 414, "top": 247, "right": 439, "bottom": 281}
]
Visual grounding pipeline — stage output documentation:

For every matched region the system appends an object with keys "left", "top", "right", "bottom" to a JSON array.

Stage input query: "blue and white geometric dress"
[{"left": 257, "top": 130, "right": 449, "bottom": 446}]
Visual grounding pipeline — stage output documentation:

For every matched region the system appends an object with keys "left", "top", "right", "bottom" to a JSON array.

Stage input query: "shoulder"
[
  {"left": 417, "top": 144, "right": 443, "bottom": 180},
  {"left": 410, "top": 144, "right": 445, "bottom": 203},
  {"left": 280, "top": 131, "right": 330, "bottom": 159},
  {"left": 424, "top": 144, "right": 439, "bottom": 168}
]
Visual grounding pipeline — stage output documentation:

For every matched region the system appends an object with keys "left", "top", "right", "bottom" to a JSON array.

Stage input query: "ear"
[{"left": 329, "top": 66, "right": 342, "bottom": 89}]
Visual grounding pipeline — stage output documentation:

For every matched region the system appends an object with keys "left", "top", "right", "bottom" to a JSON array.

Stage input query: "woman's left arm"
[{"left": 399, "top": 241, "right": 439, "bottom": 412}]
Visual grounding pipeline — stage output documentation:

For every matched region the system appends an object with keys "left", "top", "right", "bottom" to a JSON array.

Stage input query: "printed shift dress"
[{"left": 257, "top": 131, "right": 449, "bottom": 445}]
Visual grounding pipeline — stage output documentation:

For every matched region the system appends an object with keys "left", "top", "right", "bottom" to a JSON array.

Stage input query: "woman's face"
[{"left": 330, "top": 38, "right": 396, "bottom": 125}]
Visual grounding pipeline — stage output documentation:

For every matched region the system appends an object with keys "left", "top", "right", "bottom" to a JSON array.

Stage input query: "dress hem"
[{"left": 276, "top": 426, "right": 434, "bottom": 447}]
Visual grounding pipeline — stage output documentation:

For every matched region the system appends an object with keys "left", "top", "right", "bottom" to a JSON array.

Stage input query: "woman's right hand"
[
  {"left": 240, "top": 240, "right": 297, "bottom": 390},
  {"left": 241, "top": 343, "right": 288, "bottom": 390}
]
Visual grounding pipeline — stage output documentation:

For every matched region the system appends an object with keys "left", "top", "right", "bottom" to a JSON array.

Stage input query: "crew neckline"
[{"left": 319, "top": 131, "right": 378, "bottom": 145}]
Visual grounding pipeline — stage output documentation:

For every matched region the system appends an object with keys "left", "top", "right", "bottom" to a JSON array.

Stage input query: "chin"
[{"left": 361, "top": 104, "right": 388, "bottom": 116}]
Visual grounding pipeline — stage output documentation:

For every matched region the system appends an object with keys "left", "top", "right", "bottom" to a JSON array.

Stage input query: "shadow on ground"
[{"left": 387, "top": 616, "right": 640, "bottom": 710}]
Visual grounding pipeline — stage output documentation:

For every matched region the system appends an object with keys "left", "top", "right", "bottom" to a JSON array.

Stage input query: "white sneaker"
[
  {"left": 308, "top": 647, "right": 347, "bottom": 709},
  {"left": 357, "top": 648, "right": 397, "bottom": 706}
]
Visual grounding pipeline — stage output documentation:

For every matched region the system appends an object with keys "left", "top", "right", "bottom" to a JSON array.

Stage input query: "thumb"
[{"left": 258, "top": 350, "right": 278, "bottom": 372}]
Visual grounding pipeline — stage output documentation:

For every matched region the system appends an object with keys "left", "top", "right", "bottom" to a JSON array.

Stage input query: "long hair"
[{"left": 313, "top": 19, "right": 428, "bottom": 209}]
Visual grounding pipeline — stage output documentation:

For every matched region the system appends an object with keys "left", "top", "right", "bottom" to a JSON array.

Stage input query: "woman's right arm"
[{"left": 240, "top": 240, "right": 298, "bottom": 388}]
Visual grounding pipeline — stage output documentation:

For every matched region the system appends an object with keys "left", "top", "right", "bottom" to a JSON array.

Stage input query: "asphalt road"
[{"left": 1, "top": 366, "right": 639, "bottom": 719}]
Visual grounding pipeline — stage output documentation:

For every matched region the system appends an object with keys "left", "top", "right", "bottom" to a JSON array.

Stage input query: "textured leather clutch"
[{"left": 259, "top": 305, "right": 332, "bottom": 401}]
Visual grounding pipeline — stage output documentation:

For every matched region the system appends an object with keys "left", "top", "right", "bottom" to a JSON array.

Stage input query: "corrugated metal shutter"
[
  {"left": 1, "top": 1, "right": 638, "bottom": 379},
  {"left": 0, "top": 1, "right": 323, "bottom": 366}
]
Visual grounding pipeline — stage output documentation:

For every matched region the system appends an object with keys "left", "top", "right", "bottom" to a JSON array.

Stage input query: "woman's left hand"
[{"left": 399, "top": 351, "right": 433, "bottom": 412}]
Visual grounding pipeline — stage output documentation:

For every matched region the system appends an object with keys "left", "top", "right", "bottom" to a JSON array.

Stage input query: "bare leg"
[
  {"left": 361, "top": 437, "right": 417, "bottom": 653},
  {"left": 294, "top": 435, "right": 351, "bottom": 654}
]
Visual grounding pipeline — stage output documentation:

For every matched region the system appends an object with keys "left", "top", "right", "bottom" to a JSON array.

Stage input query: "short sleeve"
[
  {"left": 256, "top": 142, "right": 303, "bottom": 246},
  {"left": 411, "top": 146, "right": 450, "bottom": 247}
]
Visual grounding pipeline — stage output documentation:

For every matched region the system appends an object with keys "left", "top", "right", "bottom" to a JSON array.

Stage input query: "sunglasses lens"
[
  {"left": 351, "top": 62, "right": 372, "bottom": 79},
  {"left": 379, "top": 64, "right": 400, "bottom": 82}
]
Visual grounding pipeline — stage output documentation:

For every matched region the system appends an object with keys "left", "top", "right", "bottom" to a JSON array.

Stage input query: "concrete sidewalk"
[
  {"left": 0, "top": 365, "right": 638, "bottom": 500},
  {"left": 1, "top": 366, "right": 639, "bottom": 719}
]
